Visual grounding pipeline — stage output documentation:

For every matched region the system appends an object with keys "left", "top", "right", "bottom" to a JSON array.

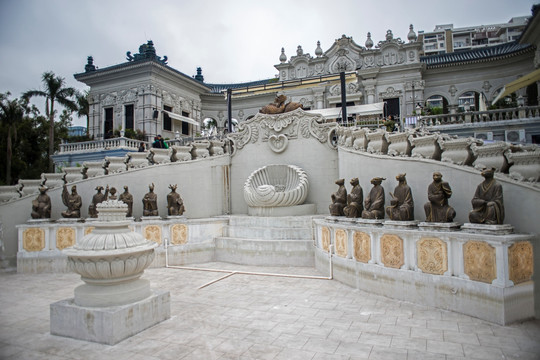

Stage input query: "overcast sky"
[{"left": 0, "top": 0, "right": 537, "bottom": 126}]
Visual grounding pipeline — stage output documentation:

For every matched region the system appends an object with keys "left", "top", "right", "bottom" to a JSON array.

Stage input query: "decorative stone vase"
[
  {"left": 352, "top": 128, "right": 368, "bottom": 151},
  {"left": 366, "top": 129, "right": 388, "bottom": 154},
  {"left": 209, "top": 140, "right": 225, "bottom": 156},
  {"left": 410, "top": 133, "right": 442, "bottom": 160},
  {"left": 471, "top": 142, "right": 510, "bottom": 172},
  {"left": 171, "top": 145, "right": 193, "bottom": 161},
  {"left": 149, "top": 148, "right": 171, "bottom": 164},
  {"left": 64, "top": 167, "right": 84, "bottom": 183},
  {"left": 18, "top": 179, "right": 43, "bottom": 197},
  {"left": 63, "top": 200, "right": 157, "bottom": 307},
  {"left": 387, "top": 131, "right": 412, "bottom": 157},
  {"left": 343, "top": 129, "right": 354, "bottom": 148},
  {"left": 41, "top": 173, "right": 65, "bottom": 189},
  {"left": 507, "top": 149, "right": 540, "bottom": 182},
  {"left": 105, "top": 156, "right": 127, "bottom": 174},
  {"left": 191, "top": 140, "right": 210, "bottom": 159},
  {"left": 0, "top": 185, "right": 21, "bottom": 202},
  {"left": 83, "top": 161, "right": 106, "bottom": 178},
  {"left": 126, "top": 152, "right": 150, "bottom": 168},
  {"left": 440, "top": 137, "right": 477, "bottom": 166}
]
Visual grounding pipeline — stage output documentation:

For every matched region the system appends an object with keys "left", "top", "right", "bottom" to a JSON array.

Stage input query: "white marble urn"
[{"left": 64, "top": 200, "right": 157, "bottom": 307}]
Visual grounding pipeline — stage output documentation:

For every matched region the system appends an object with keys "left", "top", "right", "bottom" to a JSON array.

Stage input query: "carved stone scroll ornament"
[{"left": 244, "top": 165, "right": 309, "bottom": 207}]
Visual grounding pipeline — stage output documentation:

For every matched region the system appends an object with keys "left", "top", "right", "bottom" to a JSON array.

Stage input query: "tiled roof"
[
  {"left": 205, "top": 79, "right": 277, "bottom": 94},
  {"left": 421, "top": 42, "right": 534, "bottom": 67}
]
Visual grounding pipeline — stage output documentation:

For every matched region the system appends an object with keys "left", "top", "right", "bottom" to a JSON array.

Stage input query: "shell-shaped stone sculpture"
[{"left": 244, "top": 164, "right": 309, "bottom": 207}]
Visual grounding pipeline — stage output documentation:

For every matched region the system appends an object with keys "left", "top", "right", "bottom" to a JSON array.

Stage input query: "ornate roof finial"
[
  {"left": 85, "top": 56, "right": 96, "bottom": 72},
  {"left": 279, "top": 47, "right": 287, "bottom": 63},
  {"left": 365, "top": 32, "right": 373, "bottom": 49},
  {"left": 408, "top": 24, "right": 417, "bottom": 42},
  {"left": 126, "top": 40, "right": 167, "bottom": 64},
  {"left": 315, "top": 41, "right": 323, "bottom": 57},
  {"left": 194, "top": 67, "right": 204, "bottom": 82},
  {"left": 386, "top": 30, "right": 394, "bottom": 41},
  {"left": 296, "top": 45, "right": 303, "bottom": 56}
]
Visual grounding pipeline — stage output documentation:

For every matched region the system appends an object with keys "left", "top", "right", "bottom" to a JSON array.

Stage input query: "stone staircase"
[{"left": 214, "top": 215, "right": 317, "bottom": 266}]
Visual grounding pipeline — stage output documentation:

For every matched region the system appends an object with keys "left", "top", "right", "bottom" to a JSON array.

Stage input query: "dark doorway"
[
  {"left": 104, "top": 107, "right": 113, "bottom": 139},
  {"left": 527, "top": 83, "right": 538, "bottom": 106},
  {"left": 181, "top": 111, "right": 190, "bottom": 135},
  {"left": 384, "top": 98, "right": 400, "bottom": 119},
  {"left": 125, "top": 104, "right": 134, "bottom": 130},
  {"left": 163, "top": 105, "right": 172, "bottom": 131}
]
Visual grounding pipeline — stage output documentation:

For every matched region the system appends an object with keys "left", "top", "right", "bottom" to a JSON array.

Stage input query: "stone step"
[
  {"left": 224, "top": 225, "right": 313, "bottom": 240},
  {"left": 214, "top": 237, "right": 314, "bottom": 266},
  {"left": 227, "top": 215, "right": 316, "bottom": 229}
]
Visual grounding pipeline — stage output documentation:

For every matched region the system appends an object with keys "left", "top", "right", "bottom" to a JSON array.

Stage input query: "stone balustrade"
[
  {"left": 0, "top": 185, "right": 21, "bottom": 202},
  {"left": 18, "top": 179, "right": 44, "bottom": 197},
  {"left": 420, "top": 105, "right": 540, "bottom": 127},
  {"left": 191, "top": 140, "right": 210, "bottom": 159},
  {"left": 58, "top": 137, "right": 145, "bottom": 154},
  {"left": 409, "top": 133, "right": 443, "bottom": 160},
  {"left": 104, "top": 156, "right": 128, "bottom": 174},
  {"left": 386, "top": 131, "right": 412, "bottom": 157},
  {"left": 126, "top": 151, "right": 151, "bottom": 168},
  {"left": 171, "top": 145, "right": 193, "bottom": 161},
  {"left": 149, "top": 148, "right": 171, "bottom": 164},
  {"left": 471, "top": 142, "right": 511, "bottom": 172},
  {"left": 209, "top": 140, "right": 225, "bottom": 156},
  {"left": 507, "top": 148, "right": 540, "bottom": 182},
  {"left": 352, "top": 128, "right": 368, "bottom": 151},
  {"left": 314, "top": 218, "right": 535, "bottom": 325},
  {"left": 440, "top": 137, "right": 478, "bottom": 166}
]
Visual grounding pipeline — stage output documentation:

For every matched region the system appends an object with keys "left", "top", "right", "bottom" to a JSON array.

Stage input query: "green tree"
[
  {"left": 75, "top": 90, "right": 90, "bottom": 134},
  {"left": 23, "top": 71, "right": 77, "bottom": 172},
  {"left": 0, "top": 93, "right": 26, "bottom": 184}
]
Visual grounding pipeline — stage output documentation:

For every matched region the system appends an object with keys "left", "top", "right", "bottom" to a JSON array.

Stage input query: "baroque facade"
[{"left": 75, "top": 11, "right": 539, "bottom": 141}]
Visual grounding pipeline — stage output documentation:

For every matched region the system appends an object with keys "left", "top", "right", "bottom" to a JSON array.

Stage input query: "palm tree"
[
  {"left": 23, "top": 71, "right": 77, "bottom": 172},
  {"left": 75, "top": 90, "right": 90, "bottom": 135},
  {"left": 0, "top": 93, "right": 25, "bottom": 184}
]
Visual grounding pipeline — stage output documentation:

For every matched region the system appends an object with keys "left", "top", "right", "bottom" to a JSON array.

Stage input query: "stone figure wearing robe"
[
  {"left": 424, "top": 172, "right": 456, "bottom": 222},
  {"left": 31, "top": 186, "right": 51, "bottom": 219},
  {"left": 362, "top": 177, "right": 386, "bottom": 219},
  {"left": 61, "top": 184, "right": 82, "bottom": 218},
  {"left": 343, "top": 178, "right": 363, "bottom": 218},
  {"left": 469, "top": 168, "right": 504, "bottom": 225},
  {"left": 329, "top": 179, "right": 347, "bottom": 216},
  {"left": 386, "top": 173, "right": 414, "bottom": 221},
  {"left": 143, "top": 183, "right": 158, "bottom": 216},
  {"left": 118, "top": 186, "right": 134, "bottom": 217},
  {"left": 167, "top": 184, "right": 185, "bottom": 216},
  {"left": 88, "top": 185, "right": 109, "bottom": 218}
]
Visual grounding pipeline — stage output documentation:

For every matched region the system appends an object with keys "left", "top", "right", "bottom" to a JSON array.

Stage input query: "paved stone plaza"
[{"left": 0, "top": 263, "right": 539, "bottom": 360}]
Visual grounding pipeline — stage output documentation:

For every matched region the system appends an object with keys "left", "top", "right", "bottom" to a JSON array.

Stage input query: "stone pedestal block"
[{"left": 50, "top": 290, "right": 170, "bottom": 345}]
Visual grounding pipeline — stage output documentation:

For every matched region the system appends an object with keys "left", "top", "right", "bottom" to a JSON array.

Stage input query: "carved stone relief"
[
  {"left": 84, "top": 227, "right": 95, "bottom": 235},
  {"left": 321, "top": 226, "right": 330, "bottom": 252},
  {"left": 335, "top": 229, "right": 347, "bottom": 258},
  {"left": 56, "top": 227, "right": 76, "bottom": 250},
  {"left": 170, "top": 224, "right": 188, "bottom": 245},
  {"left": 417, "top": 237, "right": 448, "bottom": 275},
  {"left": 464, "top": 240, "right": 496, "bottom": 283},
  {"left": 353, "top": 231, "right": 371, "bottom": 263},
  {"left": 144, "top": 225, "right": 162, "bottom": 245},
  {"left": 380, "top": 234, "right": 404, "bottom": 269},
  {"left": 508, "top": 241, "right": 533, "bottom": 284},
  {"left": 23, "top": 228, "right": 45, "bottom": 252}
]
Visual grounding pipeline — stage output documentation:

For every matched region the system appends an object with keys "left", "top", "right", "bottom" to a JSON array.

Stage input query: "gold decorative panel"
[
  {"left": 321, "top": 226, "right": 330, "bottom": 252},
  {"left": 335, "top": 229, "right": 347, "bottom": 258},
  {"left": 144, "top": 225, "right": 162, "bottom": 245},
  {"left": 417, "top": 237, "right": 448, "bottom": 275},
  {"left": 380, "top": 234, "right": 404, "bottom": 269},
  {"left": 56, "top": 227, "right": 76, "bottom": 250},
  {"left": 353, "top": 231, "right": 371, "bottom": 263},
  {"left": 171, "top": 224, "right": 188, "bottom": 245},
  {"left": 22, "top": 228, "right": 45, "bottom": 252},
  {"left": 464, "top": 240, "right": 496, "bottom": 283},
  {"left": 508, "top": 241, "right": 533, "bottom": 285},
  {"left": 84, "top": 227, "right": 95, "bottom": 235}
]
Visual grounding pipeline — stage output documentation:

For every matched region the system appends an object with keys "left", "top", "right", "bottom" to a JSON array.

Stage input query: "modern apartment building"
[{"left": 418, "top": 16, "right": 529, "bottom": 56}]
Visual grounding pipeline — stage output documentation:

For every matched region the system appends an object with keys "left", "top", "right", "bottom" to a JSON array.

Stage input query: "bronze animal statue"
[{"left": 259, "top": 95, "right": 303, "bottom": 114}]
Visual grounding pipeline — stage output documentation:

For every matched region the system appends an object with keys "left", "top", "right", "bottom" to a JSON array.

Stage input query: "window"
[
  {"left": 181, "top": 111, "right": 190, "bottom": 135},
  {"left": 125, "top": 104, "right": 134, "bottom": 130},
  {"left": 163, "top": 105, "right": 172, "bottom": 131},
  {"left": 104, "top": 107, "right": 113, "bottom": 139}
]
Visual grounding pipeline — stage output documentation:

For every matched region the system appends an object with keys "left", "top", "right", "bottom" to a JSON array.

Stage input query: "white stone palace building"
[{"left": 74, "top": 10, "right": 540, "bottom": 145}]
